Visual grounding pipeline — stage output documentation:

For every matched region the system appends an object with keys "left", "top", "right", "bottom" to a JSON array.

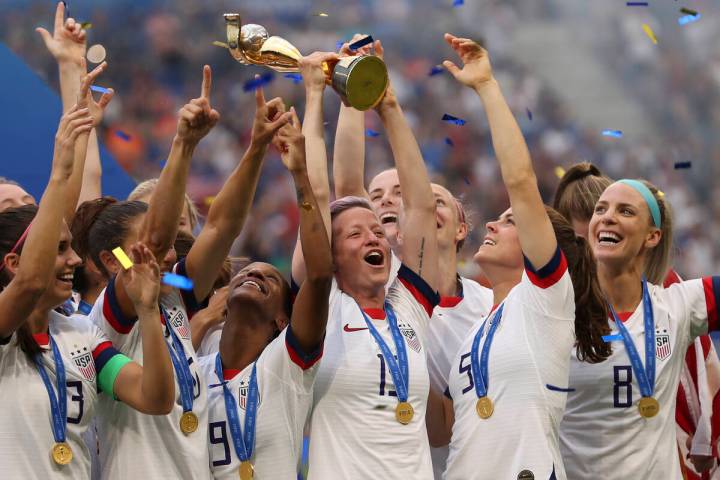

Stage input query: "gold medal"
[
  {"left": 51, "top": 442, "right": 73, "bottom": 465},
  {"left": 395, "top": 401, "right": 414, "bottom": 424},
  {"left": 239, "top": 460, "right": 254, "bottom": 480},
  {"left": 638, "top": 396, "right": 659, "bottom": 418},
  {"left": 180, "top": 411, "right": 199, "bottom": 434},
  {"left": 476, "top": 396, "right": 494, "bottom": 419}
]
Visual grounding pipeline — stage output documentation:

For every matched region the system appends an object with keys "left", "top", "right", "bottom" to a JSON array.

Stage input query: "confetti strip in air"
[
  {"left": 314, "top": 12, "right": 329, "bottom": 17},
  {"left": 115, "top": 130, "right": 131, "bottom": 141},
  {"left": 366, "top": 129, "right": 380, "bottom": 138},
  {"left": 680, "top": 7, "right": 698, "bottom": 16},
  {"left": 80, "top": 22, "right": 92, "bottom": 30},
  {"left": 626, "top": 1, "right": 648, "bottom": 6},
  {"left": 642, "top": 24, "right": 658, "bottom": 44},
  {"left": 429, "top": 65, "right": 445, "bottom": 76},
  {"left": 243, "top": 72, "right": 274, "bottom": 92},
  {"left": 162, "top": 273, "right": 194, "bottom": 291},
  {"left": 90, "top": 85, "right": 111, "bottom": 94},
  {"left": 212, "top": 41, "right": 229, "bottom": 49},
  {"left": 445, "top": 137, "right": 454, "bottom": 147},
  {"left": 678, "top": 14, "right": 701, "bottom": 25},
  {"left": 554, "top": 166, "right": 566, "bottom": 179},
  {"left": 453, "top": 0, "right": 464, "bottom": 6},
  {"left": 349, "top": 36, "right": 373, "bottom": 51},
  {"left": 442, "top": 113, "right": 467, "bottom": 126},
  {"left": 602, "top": 129, "right": 623, "bottom": 138},
  {"left": 284, "top": 73, "right": 303, "bottom": 84},
  {"left": 674, "top": 161, "right": 691, "bottom": 169},
  {"left": 527, "top": 108, "right": 533, "bottom": 121},
  {"left": 112, "top": 247, "right": 133, "bottom": 270}
]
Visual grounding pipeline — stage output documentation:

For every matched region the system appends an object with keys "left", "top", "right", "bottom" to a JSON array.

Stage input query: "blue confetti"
[
  {"left": 527, "top": 108, "right": 533, "bottom": 121},
  {"left": 349, "top": 35, "right": 373, "bottom": 51},
  {"left": 284, "top": 73, "right": 303, "bottom": 84},
  {"left": 602, "top": 334, "right": 623, "bottom": 343},
  {"left": 674, "top": 161, "right": 691, "bottom": 169},
  {"left": 115, "top": 130, "right": 131, "bottom": 141},
  {"left": 429, "top": 65, "right": 445, "bottom": 76},
  {"left": 90, "top": 85, "right": 110, "bottom": 94},
  {"left": 162, "top": 273, "right": 194, "bottom": 291},
  {"left": 602, "top": 129, "right": 623, "bottom": 138},
  {"left": 463, "top": 176, "right": 471, "bottom": 185},
  {"left": 442, "top": 113, "right": 467, "bottom": 126},
  {"left": 678, "top": 13, "right": 701, "bottom": 25},
  {"left": 445, "top": 137, "right": 454, "bottom": 146},
  {"left": 243, "top": 72, "right": 274, "bottom": 92},
  {"left": 453, "top": 0, "right": 464, "bottom": 6},
  {"left": 366, "top": 128, "right": 380, "bottom": 138},
  {"left": 626, "top": 1, "right": 648, "bottom": 5},
  {"left": 336, "top": 40, "right": 345, "bottom": 51}
]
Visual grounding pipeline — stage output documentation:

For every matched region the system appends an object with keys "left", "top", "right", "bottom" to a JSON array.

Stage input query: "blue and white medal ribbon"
[
  {"left": 34, "top": 335, "right": 73, "bottom": 464},
  {"left": 608, "top": 278, "right": 659, "bottom": 418},
  {"left": 214, "top": 353, "right": 258, "bottom": 479},
  {"left": 162, "top": 307, "right": 198, "bottom": 433},
  {"left": 359, "top": 303, "right": 414, "bottom": 424},
  {"left": 470, "top": 303, "right": 505, "bottom": 419}
]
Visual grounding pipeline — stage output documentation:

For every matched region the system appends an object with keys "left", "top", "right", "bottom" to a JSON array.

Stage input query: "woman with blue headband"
[{"left": 559, "top": 178, "right": 720, "bottom": 479}]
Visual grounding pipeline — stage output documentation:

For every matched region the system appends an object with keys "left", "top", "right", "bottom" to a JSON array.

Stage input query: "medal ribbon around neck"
[
  {"left": 33, "top": 335, "right": 68, "bottom": 446},
  {"left": 162, "top": 307, "right": 195, "bottom": 414},
  {"left": 608, "top": 278, "right": 656, "bottom": 399},
  {"left": 359, "top": 303, "right": 410, "bottom": 403},
  {"left": 214, "top": 353, "right": 258, "bottom": 465},
  {"left": 470, "top": 303, "right": 505, "bottom": 401}
]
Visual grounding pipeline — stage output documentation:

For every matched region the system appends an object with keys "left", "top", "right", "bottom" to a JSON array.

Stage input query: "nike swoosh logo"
[{"left": 343, "top": 324, "right": 369, "bottom": 332}]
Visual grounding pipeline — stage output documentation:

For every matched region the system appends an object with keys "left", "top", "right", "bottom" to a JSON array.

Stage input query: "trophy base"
[{"left": 331, "top": 56, "right": 388, "bottom": 111}]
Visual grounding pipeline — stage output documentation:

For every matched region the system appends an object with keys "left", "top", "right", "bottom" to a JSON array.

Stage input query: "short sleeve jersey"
[
  {"left": 201, "top": 327, "right": 321, "bottom": 479},
  {"left": 0, "top": 310, "right": 126, "bottom": 479},
  {"left": 445, "top": 249, "right": 575, "bottom": 480},
  {"left": 90, "top": 260, "right": 211, "bottom": 480},
  {"left": 307, "top": 264, "right": 439, "bottom": 480},
  {"left": 560, "top": 277, "right": 720, "bottom": 480}
]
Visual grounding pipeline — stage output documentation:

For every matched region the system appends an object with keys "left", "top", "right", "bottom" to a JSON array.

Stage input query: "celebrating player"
[
  {"left": 436, "top": 35, "right": 610, "bottom": 480},
  {"left": 201, "top": 105, "right": 332, "bottom": 479},
  {"left": 0, "top": 82, "right": 174, "bottom": 478},
  {"left": 291, "top": 51, "right": 440, "bottom": 479}
]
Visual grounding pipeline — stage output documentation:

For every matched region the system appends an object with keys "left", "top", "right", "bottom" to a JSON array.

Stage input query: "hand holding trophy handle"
[{"left": 223, "top": 13, "right": 388, "bottom": 111}]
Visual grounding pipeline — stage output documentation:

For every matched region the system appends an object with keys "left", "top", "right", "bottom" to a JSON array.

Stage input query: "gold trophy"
[{"left": 222, "top": 13, "right": 388, "bottom": 111}]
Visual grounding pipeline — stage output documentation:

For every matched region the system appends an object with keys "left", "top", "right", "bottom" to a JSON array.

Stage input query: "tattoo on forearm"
[{"left": 418, "top": 237, "right": 425, "bottom": 275}]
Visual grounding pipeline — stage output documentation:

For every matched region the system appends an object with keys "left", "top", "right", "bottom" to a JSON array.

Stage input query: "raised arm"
[
  {"left": 443, "top": 34, "right": 555, "bottom": 267},
  {"left": 112, "top": 243, "right": 174, "bottom": 414},
  {"left": 291, "top": 52, "right": 338, "bottom": 284},
  {"left": 275, "top": 109, "right": 333, "bottom": 351},
  {"left": 375, "top": 41, "right": 438, "bottom": 291},
  {"left": 333, "top": 35, "right": 376, "bottom": 199},
  {"left": 184, "top": 83, "right": 291, "bottom": 302},
  {"left": 0, "top": 105, "right": 94, "bottom": 337},
  {"left": 37, "top": 2, "right": 104, "bottom": 212}
]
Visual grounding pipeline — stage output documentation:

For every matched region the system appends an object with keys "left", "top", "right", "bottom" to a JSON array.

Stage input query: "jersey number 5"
[{"left": 613, "top": 365, "right": 633, "bottom": 408}]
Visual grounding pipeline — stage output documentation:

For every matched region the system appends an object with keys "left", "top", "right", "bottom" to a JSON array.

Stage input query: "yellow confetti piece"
[
  {"left": 642, "top": 24, "right": 658, "bottom": 44},
  {"left": 554, "top": 166, "right": 566, "bottom": 179},
  {"left": 112, "top": 247, "right": 133, "bottom": 270},
  {"left": 314, "top": 12, "right": 329, "bottom": 17},
  {"left": 204, "top": 196, "right": 215, "bottom": 206},
  {"left": 657, "top": 190, "right": 665, "bottom": 198},
  {"left": 300, "top": 202, "right": 314, "bottom": 211},
  {"left": 212, "top": 41, "right": 229, "bottom": 49},
  {"left": 80, "top": 22, "right": 92, "bottom": 30}
]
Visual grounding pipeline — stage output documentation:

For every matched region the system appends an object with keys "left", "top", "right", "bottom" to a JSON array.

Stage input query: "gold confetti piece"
[
  {"left": 112, "top": 247, "right": 133, "bottom": 270},
  {"left": 300, "top": 202, "right": 314, "bottom": 211},
  {"left": 80, "top": 22, "right": 92, "bottom": 30},
  {"left": 642, "top": 24, "right": 658, "bottom": 44},
  {"left": 657, "top": 190, "right": 665, "bottom": 198},
  {"left": 212, "top": 41, "right": 229, "bottom": 49},
  {"left": 204, "top": 196, "right": 216, "bottom": 206},
  {"left": 554, "top": 166, "right": 566, "bottom": 179},
  {"left": 314, "top": 12, "right": 329, "bottom": 17},
  {"left": 86, "top": 44, "right": 106, "bottom": 64}
]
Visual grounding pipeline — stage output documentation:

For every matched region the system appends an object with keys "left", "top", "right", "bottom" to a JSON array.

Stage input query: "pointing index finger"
[
  {"left": 201, "top": 65, "right": 212, "bottom": 101},
  {"left": 54, "top": 2, "right": 66, "bottom": 33}
]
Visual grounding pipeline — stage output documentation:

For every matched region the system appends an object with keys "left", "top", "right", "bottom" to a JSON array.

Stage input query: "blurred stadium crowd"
[{"left": 2, "top": 0, "right": 719, "bottom": 279}]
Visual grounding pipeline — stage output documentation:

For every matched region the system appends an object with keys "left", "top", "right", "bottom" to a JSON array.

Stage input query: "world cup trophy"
[{"left": 222, "top": 13, "right": 389, "bottom": 111}]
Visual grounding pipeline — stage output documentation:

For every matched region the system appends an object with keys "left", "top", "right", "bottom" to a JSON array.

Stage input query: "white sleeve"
[
  {"left": 665, "top": 277, "right": 720, "bottom": 346},
  {"left": 386, "top": 263, "right": 440, "bottom": 338},
  {"left": 256, "top": 327, "right": 322, "bottom": 396},
  {"left": 518, "top": 247, "right": 574, "bottom": 321}
]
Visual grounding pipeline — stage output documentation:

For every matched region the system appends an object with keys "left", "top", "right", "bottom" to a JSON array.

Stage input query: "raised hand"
[
  {"left": 53, "top": 104, "right": 94, "bottom": 175},
  {"left": 123, "top": 243, "right": 161, "bottom": 312},
  {"left": 77, "top": 59, "right": 114, "bottom": 127},
  {"left": 36, "top": 2, "right": 86, "bottom": 66},
  {"left": 273, "top": 108, "right": 306, "bottom": 172},
  {"left": 249, "top": 83, "right": 292, "bottom": 147},
  {"left": 338, "top": 33, "right": 377, "bottom": 57},
  {"left": 176, "top": 65, "right": 220, "bottom": 145},
  {"left": 442, "top": 33, "right": 494, "bottom": 90},
  {"left": 298, "top": 51, "right": 339, "bottom": 93}
]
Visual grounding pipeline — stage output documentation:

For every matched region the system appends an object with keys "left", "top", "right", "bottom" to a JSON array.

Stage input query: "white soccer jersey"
[
  {"left": 201, "top": 327, "right": 320, "bottom": 479},
  {"left": 0, "top": 310, "right": 127, "bottom": 479},
  {"left": 426, "top": 277, "right": 493, "bottom": 479},
  {"left": 445, "top": 249, "right": 575, "bottom": 480},
  {"left": 197, "top": 322, "right": 223, "bottom": 357},
  {"left": 307, "top": 264, "right": 439, "bottom": 479},
  {"left": 560, "top": 276, "right": 720, "bottom": 480},
  {"left": 90, "top": 259, "right": 211, "bottom": 480}
]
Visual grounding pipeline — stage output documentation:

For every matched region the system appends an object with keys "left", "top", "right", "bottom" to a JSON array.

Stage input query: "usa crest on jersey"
[
  {"left": 398, "top": 322, "right": 421, "bottom": 353},
  {"left": 655, "top": 328, "right": 671, "bottom": 360},
  {"left": 71, "top": 348, "right": 97, "bottom": 381},
  {"left": 167, "top": 307, "right": 191, "bottom": 339},
  {"left": 237, "top": 379, "right": 261, "bottom": 410}
]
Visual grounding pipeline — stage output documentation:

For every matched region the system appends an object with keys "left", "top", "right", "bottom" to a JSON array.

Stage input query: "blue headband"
[{"left": 616, "top": 179, "right": 661, "bottom": 228}]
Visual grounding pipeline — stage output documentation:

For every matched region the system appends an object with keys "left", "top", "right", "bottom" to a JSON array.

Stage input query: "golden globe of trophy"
[{"left": 222, "top": 13, "right": 389, "bottom": 111}]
